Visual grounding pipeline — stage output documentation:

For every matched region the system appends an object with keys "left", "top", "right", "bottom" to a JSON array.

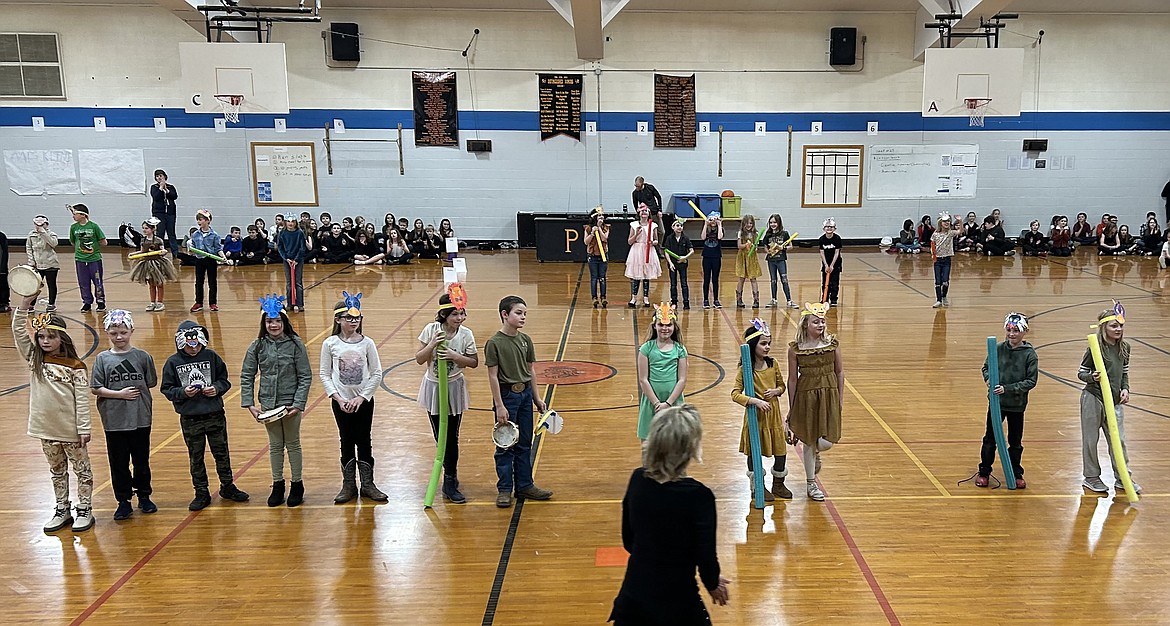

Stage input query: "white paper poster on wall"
[
  {"left": 79, "top": 149, "right": 147, "bottom": 195},
  {"left": 3, "top": 150, "right": 80, "bottom": 195}
]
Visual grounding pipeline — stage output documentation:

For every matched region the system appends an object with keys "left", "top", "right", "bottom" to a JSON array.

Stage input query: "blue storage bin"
[
  {"left": 696, "top": 194, "right": 722, "bottom": 216},
  {"left": 672, "top": 194, "right": 699, "bottom": 217}
]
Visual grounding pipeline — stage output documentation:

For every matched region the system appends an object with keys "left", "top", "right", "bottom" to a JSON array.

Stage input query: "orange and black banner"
[{"left": 412, "top": 71, "right": 458, "bottom": 147}]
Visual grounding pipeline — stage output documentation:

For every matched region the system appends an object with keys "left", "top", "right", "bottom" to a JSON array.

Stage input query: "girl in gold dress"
[{"left": 786, "top": 302, "right": 843, "bottom": 501}]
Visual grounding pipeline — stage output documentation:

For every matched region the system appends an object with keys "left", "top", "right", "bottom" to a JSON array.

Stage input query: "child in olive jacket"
[{"left": 975, "top": 313, "right": 1037, "bottom": 488}]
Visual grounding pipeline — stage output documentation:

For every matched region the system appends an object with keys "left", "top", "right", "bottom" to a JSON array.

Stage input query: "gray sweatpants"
[
  {"left": 265, "top": 411, "right": 303, "bottom": 482},
  {"left": 1080, "top": 390, "right": 1132, "bottom": 480}
]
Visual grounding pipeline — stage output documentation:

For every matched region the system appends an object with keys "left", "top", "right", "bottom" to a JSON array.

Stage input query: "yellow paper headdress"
[
  {"left": 651, "top": 302, "right": 677, "bottom": 324},
  {"left": 745, "top": 318, "right": 771, "bottom": 342},
  {"left": 801, "top": 302, "right": 830, "bottom": 318},
  {"left": 30, "top": 313, "right": 67, "bottom": 332},
  {"left": 1097, "top": 300, "right": 1125, "bottom": 326}
]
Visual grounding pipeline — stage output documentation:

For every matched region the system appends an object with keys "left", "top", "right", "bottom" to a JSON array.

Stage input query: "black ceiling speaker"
[
  {"left": 331, "top": 23, "right": 360, "bottom": 62},
  {"left": 830, "top": 27, "right": 857, "bottom": 66}
]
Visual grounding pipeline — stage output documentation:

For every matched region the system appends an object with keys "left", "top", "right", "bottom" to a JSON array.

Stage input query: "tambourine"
[
  {"left": 256, "top": 406, "right": 289, "bottom": 424},
  {"left": 535, "top": 410, "right": 563, "bottom": 436},
  {"left": 492, "top": 421, "right": 520, "bottom": 449},
  {"left": 129, "top": 249, "right": 168, "bottom": 260},
  {"left": 10, "top": 265, "right": 43, "bottom": 297}
]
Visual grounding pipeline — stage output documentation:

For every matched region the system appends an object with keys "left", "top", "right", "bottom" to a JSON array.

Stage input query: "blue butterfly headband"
[
  {"left": 259, "top": 294, "right": 286, "bottom": 319},
  {"left": 334, "top": 291, "right": 362, "bottom": 317}
]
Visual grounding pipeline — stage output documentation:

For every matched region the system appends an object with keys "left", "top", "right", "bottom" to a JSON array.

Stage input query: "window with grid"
[{"left": 0, "top": 33, "right": 65, "bottom": 98}]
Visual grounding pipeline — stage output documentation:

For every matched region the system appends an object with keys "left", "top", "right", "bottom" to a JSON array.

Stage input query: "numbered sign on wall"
[
  {"left": 811, "top": 121, "right": 823, "bottom": 135},
  {"left": 867, "top": 121, "right": 879, "bottom": 135},
  {"left": 636, "top": 121, "right": 648, "bottom": 135}
]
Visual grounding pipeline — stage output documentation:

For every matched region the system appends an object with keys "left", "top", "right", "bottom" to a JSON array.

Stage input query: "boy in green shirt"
[
  {"left": 485, "top": 295, "right": 553, "bottom": 508},
  {"left": 68, "top": 204, "right": 107, "bottom": 312}
]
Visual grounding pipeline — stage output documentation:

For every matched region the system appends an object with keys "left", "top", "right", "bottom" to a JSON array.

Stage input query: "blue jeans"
[
  {"left": 494, "top": 385, "right": 535, "bottom": 493},
  {"left": 934, "top": 256, "right": 952, "bottom": 300},
  {"left": 766, "top": 257, "right": 791, "bottom": 302},
  {"left": 588, "top": 255, "right": 607, "bottom": 299}
]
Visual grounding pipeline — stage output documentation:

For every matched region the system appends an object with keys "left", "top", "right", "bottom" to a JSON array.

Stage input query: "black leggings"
[
  {"left": 332, "top": 398, "right": 374, "bottom": 466},
  {"left": 702, "top": 255, "right": 721, "bottom": 301},
  {"left": 428, "top": 413, "right": 462, "bottom": 478},
  {"left": 37, "top": 268, "right": 59, "bottom": 305}
]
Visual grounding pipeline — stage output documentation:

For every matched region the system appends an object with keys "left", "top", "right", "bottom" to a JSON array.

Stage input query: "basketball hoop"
[
  {"left": 215, "top": 94, "right": 244, "bottom": 124},
  {"left": 965, "top": 98, "right": 992, "bottom": 128}
]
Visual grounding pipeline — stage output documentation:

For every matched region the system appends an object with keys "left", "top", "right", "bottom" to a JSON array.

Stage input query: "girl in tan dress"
[
  {"left": 734, "top": 214, "right": 763, "bottom": 309},
  {"left": 130, "top": 218, "right": 179, "bottom": 311},
  {"left": 786, "top": 302, "right": 843, "bottom": 501},
  {"left": 732, "top": 319, "right": 790, "bottom": 501}
]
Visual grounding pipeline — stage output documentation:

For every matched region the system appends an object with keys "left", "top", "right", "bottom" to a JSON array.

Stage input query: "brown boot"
[
  {"left": 748, "top": 471, "right": 774, "bottom": 502},
  {"left": 771, "top": 468, "right": 793, "bottom": 499}
]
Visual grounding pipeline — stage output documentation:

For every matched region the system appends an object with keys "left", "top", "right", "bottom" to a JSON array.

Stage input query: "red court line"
[
  {"left": 69, "top": 295, "right": 436, "bottom": 624},
  {"left": 720, "top": 307, "right": 899, "bottom": 624}
]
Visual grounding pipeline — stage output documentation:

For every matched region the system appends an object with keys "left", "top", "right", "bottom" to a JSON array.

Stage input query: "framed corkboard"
[{"left": 801, "top": 144, "right": 864, "bottom": 208}]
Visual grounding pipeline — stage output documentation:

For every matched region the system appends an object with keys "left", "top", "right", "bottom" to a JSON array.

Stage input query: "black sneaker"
[
  {"left": 138, "top": 495, "right": 158, "bottom": 514},
  {"left": 113, "top": 500, "right": 133, "bottom": 520},
  {"left": 683, "top": 302, "right": 691, "bottom": 310},
  {"left": 81, "top": 303, "right": 92, "bottom": 312},
  {"left": 96, "top": 301, "right": 106, "bottom": 312},
  {"left": 219, "top": 484, "right": 250, "bottom": 502},
  {"left": 189, "top": 490, "right": 212, "bottom": 511}
]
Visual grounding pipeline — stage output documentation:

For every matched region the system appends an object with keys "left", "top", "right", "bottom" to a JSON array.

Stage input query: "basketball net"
[
  {"left": 215, "top": 94, "right": 244, "bottom": 124},
  {"left": 965, "top": 98, "right": 991, "bottom": 128}
]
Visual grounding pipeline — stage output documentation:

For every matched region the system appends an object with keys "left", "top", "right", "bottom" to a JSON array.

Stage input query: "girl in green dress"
[
  {"left": 786, "top": 302, "right": 843, "bottom": 501},
  {"left": 636, "top": 303, "right": 688, "bottom": 440}
]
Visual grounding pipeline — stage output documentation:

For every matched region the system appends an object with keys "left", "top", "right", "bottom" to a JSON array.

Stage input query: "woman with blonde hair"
[{"left": 609, "top": 404, "right": 729, "bottom": 625}]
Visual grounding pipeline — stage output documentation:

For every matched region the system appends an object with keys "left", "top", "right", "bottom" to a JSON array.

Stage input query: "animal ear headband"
[
  {"left": 103, "top": 309, "right": 134, "bottom": 330},
  {"left": 1004, "top": 312, "right": 1029, "bottom": 332},
  {"left": 651, "top": 302, "right": 677, "bottom": 324},
  {"left": 744, "top": 318, "right": 771, "bottom": 342},
  {"left": 334, "top": 291, "right": 363, "bottom": 317},
  {"left": 801, "top": 302, "right": 829, "bottom": 319},
  {"left": 175, "top": 325, "right": 208, "bottom": 350},
  {"left": 259, "top": 294, "right": 286, "bottom": 319},
  {"left": 31, "top": 313, "right": 67, "bottom": 333},
  {"left": 439, "top": 283, "right": 469, "bottom": 311}
]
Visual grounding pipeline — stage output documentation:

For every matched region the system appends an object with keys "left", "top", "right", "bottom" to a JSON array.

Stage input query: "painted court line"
[{"left": 844, "top": 380, "right": 951, "bottom": 497}]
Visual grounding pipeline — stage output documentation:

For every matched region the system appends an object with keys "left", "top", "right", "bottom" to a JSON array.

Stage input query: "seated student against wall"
[
  {"left": 976, "top": 216, "right": 1015, "bottom": 256},
  {"left": 415, "top": 224, "right": 444, "bottom": 259},
  {"left": 353, "top": 231, "right": 385, "bottom": 265},
  {"left": 1072, "top": 212, "right": 1096, "bottom": 246},
  {"left": 916, "top": 215, "right": 935, "bottom": 247},
  {"left": 319, "top": 224, "right": 355, "bottom": 264},
  {"left": 1117, "top": 225, "right": 1140, "bottom": 256},
  {"left": 895, "top": 219, "right": 922, "bottom": 253},
  {"left": 1049, "top": 216, "right": 1073, "bottom": 257},
  {"left": 222, "top": 226, "right": 244, "bottom": 265},
  {"left": 1098, "top": 223, "right": 1122, "bottom": 255},
  {"left": 239, "top": 225, "right": 270, "bottom": 265},
  {"left": 1138, "top": 217, "right": 1163, "bottom": 255},
  {"left": 956, "top": 211, "right": 980, "bottom": 252},
  {"left": 1021, "top": 220, "right": 1050, "bottom": 256},
  {"left": 385, "top": 229, "right": 413, "bottom": 265}
]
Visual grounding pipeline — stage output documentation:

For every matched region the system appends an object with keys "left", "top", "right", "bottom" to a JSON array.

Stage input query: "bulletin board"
[
  {"left": 250, "top": 142, "right": 319, "bottom": 206},
  {"left": 801, "top": 145, "right": 864, "bottom": 208}
]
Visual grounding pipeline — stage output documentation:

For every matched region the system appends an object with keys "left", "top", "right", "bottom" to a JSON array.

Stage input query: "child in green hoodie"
[{"left": 975, "top": 312, "right": 1037, "bottom": 489}]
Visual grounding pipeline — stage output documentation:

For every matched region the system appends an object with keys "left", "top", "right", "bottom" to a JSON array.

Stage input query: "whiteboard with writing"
[
  {"left": 250, "top": 142, "right": 319, "bottom": 206},
  {"left": 866, "top": 144, "right": 979, "bottom": 200}
]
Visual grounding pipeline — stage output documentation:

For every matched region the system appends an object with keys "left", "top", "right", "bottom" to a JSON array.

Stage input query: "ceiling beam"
[
  {"left": 155, "top": 0, "right": 237, "bottom": 41},
  {"left": 570, "top": 0, "right": 603, "bottom": 60},
  {"left": 601, "top": 0, "right": 630, "bottom": 28},
  {"left": 915, "top": 0, "right": 1015, "bottom": 59}
]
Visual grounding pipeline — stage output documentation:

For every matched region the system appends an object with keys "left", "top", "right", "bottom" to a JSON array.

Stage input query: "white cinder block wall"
[{"left": 1, "top": 6, "right": 1168, "bottom": 240}]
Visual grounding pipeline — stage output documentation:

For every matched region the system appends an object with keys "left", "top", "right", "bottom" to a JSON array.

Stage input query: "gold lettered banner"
[
  {"left": 653, "top": 73, "right": 696, "bottom": 148},
  {"left": 412, "top": 71, "right": 458, "bottom": 147},
  {"left": 538, "top": 73, "right": 583, "bottom": 141}
]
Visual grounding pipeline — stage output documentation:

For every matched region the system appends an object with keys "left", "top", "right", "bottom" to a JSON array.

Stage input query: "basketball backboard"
[
  {"left": 922, "top": 48, "right": 1024, "bottom": 118},
  {"left": 180, "top": 42, "right": 290, "bottom": 116}
]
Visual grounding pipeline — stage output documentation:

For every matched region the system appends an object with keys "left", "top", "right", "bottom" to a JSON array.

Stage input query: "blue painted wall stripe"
[{"left": 0, "top": 107, "right": 1167, "bottom": 132}]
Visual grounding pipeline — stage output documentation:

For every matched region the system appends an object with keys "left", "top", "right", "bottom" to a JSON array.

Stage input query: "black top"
[
  {"left": 761, "top": 229, "right": 791, "bottom": 261},
  {"left": 818, "top": 233, "right": 843, "bottom": 269},
  {"left": 1162, "top": 180, "right": 1170, "bottom": 200},
  {"left": 150, "top": 183, "right": 177, "bottom": 215},
  {"left": 663, "top": 233, "right": 692, "bottom": 262},
  {"left": 354, "top": 241, "right": 380, "bottom": 257},
  {"left": 632, "top": 182, "right": 663, "bottom": 214},
  {"left": 982, "top": 224, "right": 1006, "bottom": 242},
  {"left": 1022, "top": 231, "right": 1048, "bottom": 247},
  {"left": 610, "top": 468, "right": 719, "bottom": 626}
]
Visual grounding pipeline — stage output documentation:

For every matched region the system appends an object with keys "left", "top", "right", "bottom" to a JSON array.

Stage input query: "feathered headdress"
[
  {"left": 259, "top": 294, "right": 286, "bottom": 319},
  {"left": 439, "top": 283, "right": 469, "bottom": 311},
  {"left": 801, "top": 302, "right": 830, "bottom": 319},
  {"left": 744, "top": 318, "right": 771, "bottom": 342},
  {"left": 1098, "top": 300, "right": 1125, "bottom": 326},
  {"left": 334, "top": 291, "right": 363, "bottom": 317},
  {"left": 103, "top": 309, "right": 134, "bottom": 330},
  {"left": 1004, "top": 312, "right": 1029, "bottom": 332},
  {"left": 30, "top": 313, "right": 66, "bottom": 332},
  {"left": 651, "top": 302, "right": 677, "bottom": 324}
]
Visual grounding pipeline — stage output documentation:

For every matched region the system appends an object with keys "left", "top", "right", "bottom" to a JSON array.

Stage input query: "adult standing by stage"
[
  {"left": 1161, "top": 177, "right": 1170, "bottom": 224},
  {"left": 150, "top": 169, "right": 179, "bottom": 254},
  {"left": 633, "top": 177, "right": 665, "bottom": 251}
]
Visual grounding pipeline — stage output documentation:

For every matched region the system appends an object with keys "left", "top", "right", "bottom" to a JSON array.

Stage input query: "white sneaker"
[
  {"left": 1160, "top": 256, "right": 1167, "bottom": 269},
  {"left": 1114, "top": 480, "right": 1143, "bottom": 494},
  {"left": 765, "top": 299, "right": 778, "bottom": 308},
  {"left": 44, "top": 502, "right": 73, "bottom": 533},
  {"left": 154, "top": 302, "right": 165, "bottom": 311},
  {"left": 787, "top": 301, "right": 799, "bottom": 309},
  {"left": 932, "top": 300, "right": 943, "bottom": 308},
  {"left": 942, "top": 297, "right": 950, "bottom": 307},
  {"left": 807, "top": 481, "right": 825, "bottom": 502},
  {"left": 72, "top": 506, "right": 95, "bottom": 532},
  {"left": 145, "top": 302, "right": 157, "bottom": 311},
  {"left": 1082, "top": 477, "right": 1108, "bottom": 493}
]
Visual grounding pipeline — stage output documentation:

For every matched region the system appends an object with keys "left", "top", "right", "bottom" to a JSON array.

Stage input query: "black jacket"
[
  {"left": 632, "top": 183, "right": 663, "bottom": 214},
  {"left": 150, "top": 183, "right": 177, "bottom": 215}
]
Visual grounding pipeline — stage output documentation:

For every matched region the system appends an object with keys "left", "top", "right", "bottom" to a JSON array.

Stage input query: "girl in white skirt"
[
  {"left": 625, "top": 203, "right": 662, "bottom": 308},
  {"left": 131, "top": 218, "right": 178, "bottom": 311},
  {"left": 415, "top": 291, "right": 479, "bottom": 503}
]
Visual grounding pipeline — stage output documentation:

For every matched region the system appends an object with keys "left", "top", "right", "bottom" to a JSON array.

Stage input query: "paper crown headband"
[
  {"left": 103, "top": 309, "right": 134, "bottom": 330},
  {"left": 1004, "top": 312, "right": 1029, "bottom": 332},
  {"left": 334, "top": 291, "right": 363, "bottom": 317},
  {"left": 823, "top": 218, "right": 836, "bottom": 228},
  {"left": 196, "top": 209, "right": 213, "bottom": 220},
  {"left": 259, "top": 294, "right": 286, "bottom": 319},
  {"left": 174, "top": 325, "right": 208, "bottom": 350},
  {"left": 651, "top": 302, "right": 677, "bottom": 324},
  {"left": 439, "top": 283, "right": 469, "bottom": 311},
  {"left": 745, "top": 318, "right": 771, "bottom": 342},
  {"left": 802, "top": 301, "right": 830, "bottom": 318},
  {"left": 707, "top": 211, "right": 721, "bottom": 220},
  {"left": 938, "top": 212, "right": 952, "bottom": 223},
  {"left": 1098, "top": 300, "right": 1125, "bottom": 326},
  {"left": 283, "top": 212, "right": 297, "bottom": 221},
  {"left": 30, "top": 313, "right": 67, "bottom": 333},
  {"left": 144, "top": 216, "right": 161, "bottom": 227}
]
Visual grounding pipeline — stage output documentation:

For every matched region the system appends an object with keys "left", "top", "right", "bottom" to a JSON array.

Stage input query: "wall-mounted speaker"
[
  {"left": 1023, "top": 139, "right": 1048, "bottom": 152},
  {"left": 330, "top": 23, "right": 360, "bottom": 63},
  {"left": 829, "top": 27, "right": 857, "bottom": 66},
  {"left": 466, "top": 139, "right": 492, "bottom": 153}
]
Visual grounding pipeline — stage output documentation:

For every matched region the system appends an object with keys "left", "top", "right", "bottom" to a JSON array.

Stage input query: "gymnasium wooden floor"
[{"left": 3, "top": 246, "right": 1169, "bottom": 625}]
